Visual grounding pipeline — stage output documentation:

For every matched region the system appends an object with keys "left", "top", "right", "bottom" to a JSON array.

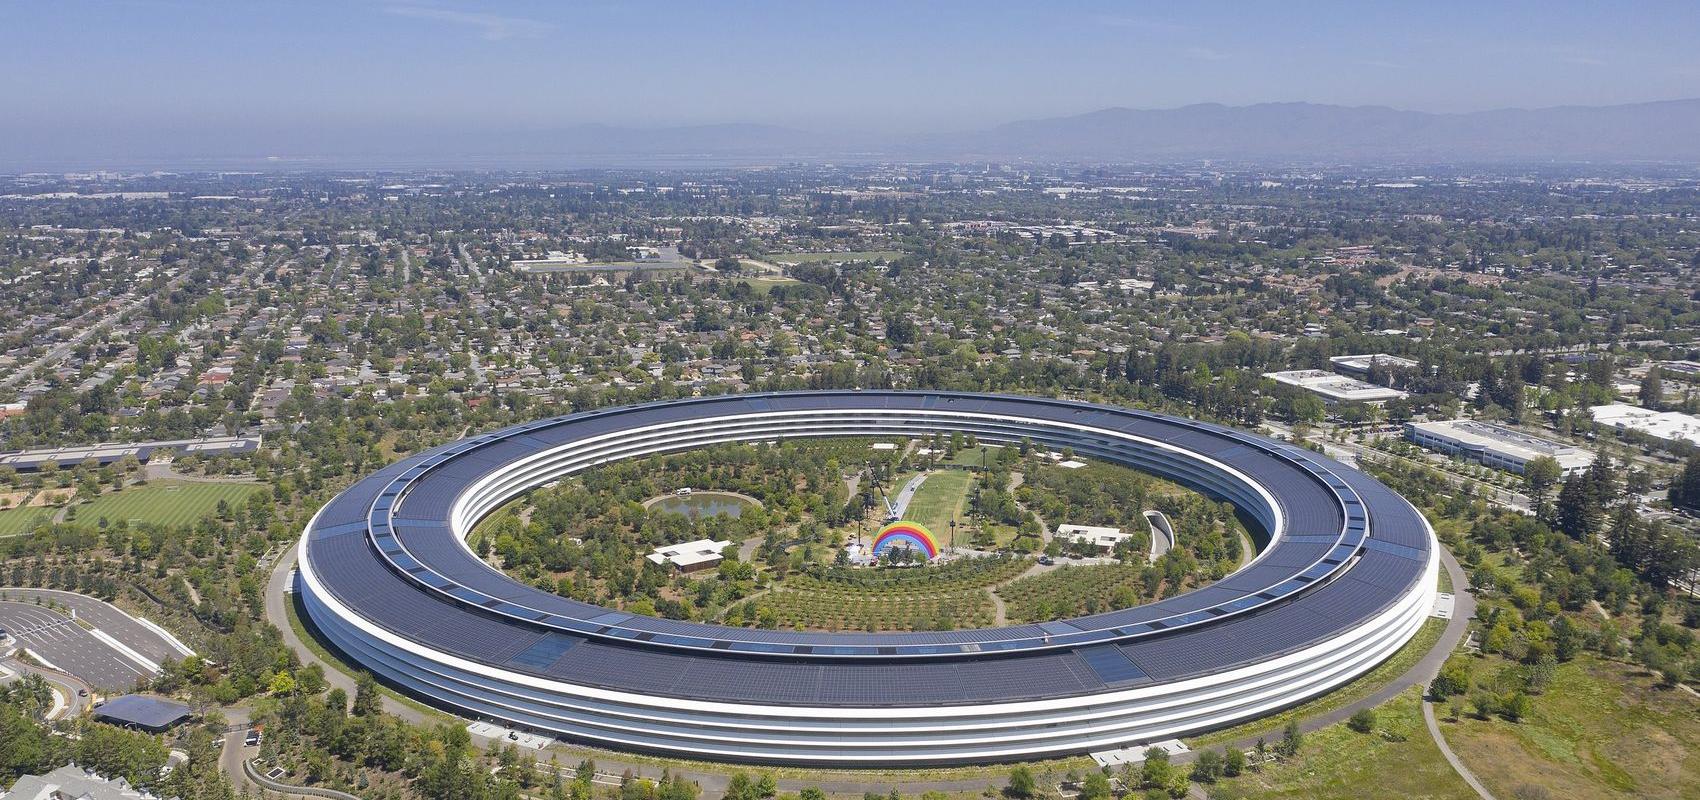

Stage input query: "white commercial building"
[
  {"left": 1405, "top": 420, "right": 1594, "bottom": 475},
  {"left": 1264, "top": 369, "right": 1408, "bottom": 404},
  {"left": 1590, "top": 404, "right": 1700, "bottom": 447},
  {"left": 1056, "top": 524, "right": 1132, "bottom": 552},
  {"left": 645, "top": 539, "right": 733, "bottom": 573},
  {"left": 1328, "top": 353, "right": 1419, "bottom": 380}
]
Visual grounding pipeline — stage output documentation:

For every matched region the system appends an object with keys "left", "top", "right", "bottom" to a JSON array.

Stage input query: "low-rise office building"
[
  {"left": 1265, "top": 369, "right": 1408, "bottom": 404},
  {"left": 1056, "top": 524, "right": 1131, "bottom": 553},
  {"left": 1405, "top": 419, "right": 1594, "bottom": 475},
  {"left": 1328, "top": 353, "right": 1419, "bottom": 380},
  {"left": 1590, "top": 404, "right": 1700, "bottom": 447},
  {"left": 646, "top": 539, "right": 733, "bottom": 573}
]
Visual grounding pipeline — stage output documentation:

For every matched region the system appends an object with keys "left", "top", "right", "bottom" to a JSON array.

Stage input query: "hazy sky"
[{"left": 3, "top": 0, "right": 1699, "bottom": 163}]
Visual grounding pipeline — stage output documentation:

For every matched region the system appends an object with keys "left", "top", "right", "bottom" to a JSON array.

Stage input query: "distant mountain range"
[
  {"left": 9, "top": 99, "right": 1700, "bottom": 170},
  {"left": 479, "top": 99, "right": 1700, "bottom": 165},
  {"left": 944, "top": 99, "right": 1700, "bottom": 163}
]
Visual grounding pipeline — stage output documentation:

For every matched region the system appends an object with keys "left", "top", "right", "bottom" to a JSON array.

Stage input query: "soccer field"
[
  {"left": 71, "top": 481, "right": 264, "bottom": 528},
  {"left": 0, "top": 508, "right": 52, "bottom": 537}
]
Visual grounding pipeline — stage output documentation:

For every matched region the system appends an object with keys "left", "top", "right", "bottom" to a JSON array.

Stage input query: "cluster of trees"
[
  {"left": 1671, "top": 454, "right": 1700, "bottom": 512},
  {"left": 1022, "top": 462, "right": 1245, "bottom": 579},
  {"left": 1370, "top": 458, "right": 1700, "bottom": 691},
  {"left": 1006, "top": 723, "right": 1289, "bottom": 800},
  {"left": 475, "top": 440, "right": 870, "bottom": 619}
]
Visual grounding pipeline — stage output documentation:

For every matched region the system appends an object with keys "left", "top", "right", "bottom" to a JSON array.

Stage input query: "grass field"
[
  {"left": 70, "top": 480, "right": 264, "bottom": 528},
  {"left": 1208, "top": 688, "right": 1477, "bottom": 800},
  {"left": 1444, "top": 655, "right": 1700, "bottom": 800},
  {"left": 902, "top": 470, "right": 974, "bottom": 537},
  {"left": 0, "top": 507, "right": 52, "bottom": 537},
  {"left": 768, "top": 251, "right": 903, "bottom": 264},
  {"left": 737, "top": 276, "right": 804, "bottom": 295}
]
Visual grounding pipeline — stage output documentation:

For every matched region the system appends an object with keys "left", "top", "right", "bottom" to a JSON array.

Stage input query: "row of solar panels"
[{"left": 333, "top": 392, "right": 1403, "bottom": 660}]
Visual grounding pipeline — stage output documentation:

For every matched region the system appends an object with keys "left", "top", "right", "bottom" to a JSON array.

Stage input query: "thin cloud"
[
  {"left": 385, "top": 5, "right": 553, "bottom": 41},
  {"left": 1184, "top": 46, "right": 1230, "bottom": 62},
  {"left": 1094, "top": 15, "right": 1187, "bottom": 34}
]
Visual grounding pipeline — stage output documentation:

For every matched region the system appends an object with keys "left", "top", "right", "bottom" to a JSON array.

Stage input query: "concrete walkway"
[
  {"left": 1174, "top": 545, "right": 1477, "bottom": 766},
  {"left": 1423, "top": 700, "right": 1496, "bottom": 800}
]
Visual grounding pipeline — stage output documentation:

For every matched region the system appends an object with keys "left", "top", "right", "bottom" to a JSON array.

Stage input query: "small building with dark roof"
[{"left": 90, "top": 694, "right": 192, "bottom": 733}]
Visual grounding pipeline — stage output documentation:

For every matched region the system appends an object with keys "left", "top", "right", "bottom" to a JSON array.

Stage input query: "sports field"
[
  {"left": 901, "top": 470, "right": 974, "bottom": 540},
  {"left": 0, "top": 507, "right": 52, "bottom": 537},
  {"left": 70, "top": 481, "right": 264, "bottom": 528}
]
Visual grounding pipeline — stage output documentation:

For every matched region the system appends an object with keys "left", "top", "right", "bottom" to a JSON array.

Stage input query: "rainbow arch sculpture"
[{"left": 871, "top": 521, "right": 940, "bottom": 559}]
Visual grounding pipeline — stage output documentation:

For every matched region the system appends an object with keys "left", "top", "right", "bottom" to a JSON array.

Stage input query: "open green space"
[
  {"left": 1444, "top": 655, "right": 1700, "bottom": 800},
  {"left": 736, "top": 276, "right": 804, "bottom": 295},
  {"left": 768, "top": 250, "right": 903, "bottom": 264},
  {"left": 902, "top": 469, "right": 974, "bottom": 536},
  {"left": 1208, "top": 688, "right": 1477, "bottom": 800},
  {"left": 69, "top": 480, "right": 264, "bottom": 528},
  {"left": 0, "top": 508, "right": 52, "bottom": 537}
]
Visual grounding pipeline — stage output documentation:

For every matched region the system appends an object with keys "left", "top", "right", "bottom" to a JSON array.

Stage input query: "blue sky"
[{"left": 2, "top": 1, "right": 1698, "bottom": 161}]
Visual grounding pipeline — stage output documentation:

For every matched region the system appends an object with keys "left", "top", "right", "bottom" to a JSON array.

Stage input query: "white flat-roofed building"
[
  {"left": 1264, "top": 369, "right": 1408, "bottom": 404},
  {"left": 646, "top": 538, "right": 733, "bottom": 573},
  {"left": 1590, "top": 404, "right": 1700, "bottom": 447},
  {"left": 1329, "top": 353, "right": 1419, "bottom": 380},
  {"left": 1057, "top": 524, "right": 1131, "bottom": 553},
  {"left": 1405, "top": 419, "right": 1594, "bottom": 475}
]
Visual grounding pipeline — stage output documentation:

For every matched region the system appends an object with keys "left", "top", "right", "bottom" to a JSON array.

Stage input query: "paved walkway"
[
  {"left": 1423, "top": 700, "right": 1496, "bottom": 800},
  {"left": 1173, "top": 546, "right": 1477, "bottom": 765}
]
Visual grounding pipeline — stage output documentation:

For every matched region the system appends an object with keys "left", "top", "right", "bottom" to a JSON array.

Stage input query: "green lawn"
[
  {"left": 70, "top": 481, "right": 264, "bottom": 528},
  {"left": 768, "top": 250, "right": 903, "bottom": 264},
  {"left": 736, "top": 276, "right": 803, "bottom": 295},
  {"left": 1444, "top": 655, "right": 1700, "bottom": 800},
  {"left": 901, "top": 470, "right": 974, "bottom": 538},
  {"left": 1208, "top": 688, "right": 1477, "bottom": 800},
  {"left": 0, "top": 507, "right": 52, "bottom": 537}
]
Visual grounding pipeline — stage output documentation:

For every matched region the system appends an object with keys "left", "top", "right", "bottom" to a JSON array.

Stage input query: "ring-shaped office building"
[{"left": 297, "top": 391, "right": 1437, "bottom": 765}]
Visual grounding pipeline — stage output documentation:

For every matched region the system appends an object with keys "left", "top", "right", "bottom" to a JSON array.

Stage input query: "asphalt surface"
[
  {"left": 0, "top": 601, "right": 152, "bottom": 690},
  {"left": 0, "top": 656, "right": 94, "bottom": 718},
  {"left": 1423, "top": 699, "right": 1496, "bottom": 800},
  {"left": 0, "top": 587, "right": 194, "bottom": 665}
]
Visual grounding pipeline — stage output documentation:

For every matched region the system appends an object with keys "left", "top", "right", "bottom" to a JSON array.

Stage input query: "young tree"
[
  {"left": 1079, "top": 770, "right": 1112, "bottom": 800},
  {"left": 1222, "top": 747, "right": 1246, "bottom": 777},
  {"left": 1140, "top": 747, "right": 1172, "bottom": 788},
  {"left": 1004, "top": 766, "right": 1035, "bottom": 799},
  {"left": 1347, "top": 708, "right": 1376, "bottom": 733},
  {"left": 1189, "top": 750, "right": 1223, "bottom": 783}
]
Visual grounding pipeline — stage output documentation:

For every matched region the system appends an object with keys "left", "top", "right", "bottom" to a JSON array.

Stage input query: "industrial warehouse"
[{"left": 295, "top": 391, "right": 1437, "bottom": 766}]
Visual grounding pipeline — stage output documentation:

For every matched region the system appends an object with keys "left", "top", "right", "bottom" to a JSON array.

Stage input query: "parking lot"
[{"left": 0, "top": 601, "right": 155, "bottom": 690}]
